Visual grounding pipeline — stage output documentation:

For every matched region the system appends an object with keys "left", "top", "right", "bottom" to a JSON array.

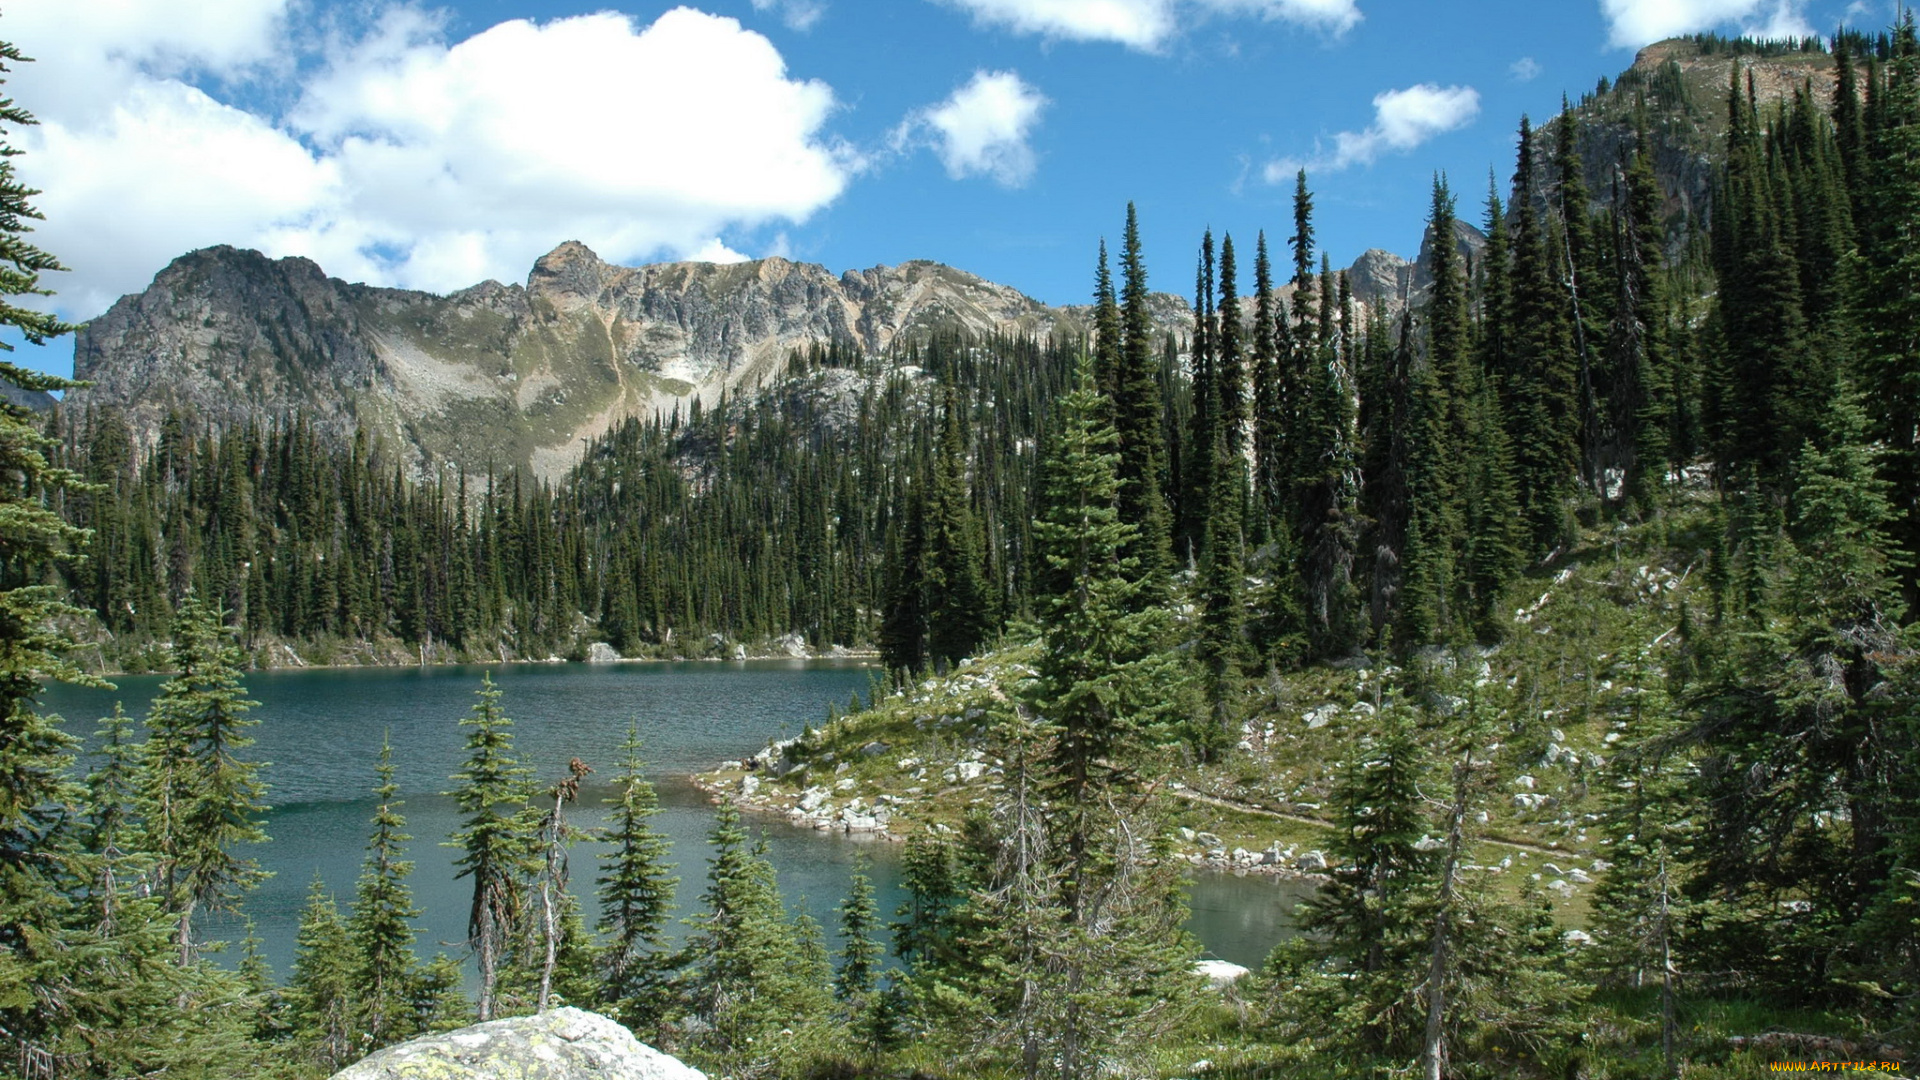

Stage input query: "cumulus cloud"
[
  {"left": 6, "top": 0, "right": 294, "bottom": 121},
  {"left": 1510, "top": 56, "right": 1542, "bottom": 81},
  {"left": 9, "top": 4, "right": 858, "bottom": 319},
  {"left": 897, "top": 70, "right": 1048, "bottom": 187},
  {"left": 751, "top": 0, "right": 828, "bottom": 31},
  {"left": 1600, "top": 0, "right": 1814, "bottom": 49},
  {"left": 934, "top": 0, "right": 1360, "bottom": 51},
  {"left": 1263, "top": 83, "right": 1480, "bottom": 180}
]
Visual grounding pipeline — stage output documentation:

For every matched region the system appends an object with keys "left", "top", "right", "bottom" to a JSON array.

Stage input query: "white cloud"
[
  {"left": 898, "top": 70, "right": 1048, "bottom": 187},
  {"left": 1600, "top": 0, "right": 1814, "bottom": 49},
  {"left": 1510, "top": 56, "right": 1542, "bottom": 81},
  {"left": 933, "top": 0, "right": 1359, "bottom": 51},
  {"left": 1263, "top": 82, "right": 1480, "bottom": 180},
  {"left": 10, "top": 5, "right": 859, "bottom": 317},
  {"left": 24, "top": 81, "right": 336, "bottom": 318},
  {"left": 751, "top": 0, "right": 828, "bottom": 30},
  {"left": 6, "top": 0, "right": 294, "bottom": 122}
]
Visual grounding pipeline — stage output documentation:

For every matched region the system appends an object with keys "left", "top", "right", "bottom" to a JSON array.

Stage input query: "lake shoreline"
[
  {"left": 686, "top": 764, "right": 1335, "bottom": 886},
  {"left": 76, "top": 643, "right": 882, "bottom": 681}
]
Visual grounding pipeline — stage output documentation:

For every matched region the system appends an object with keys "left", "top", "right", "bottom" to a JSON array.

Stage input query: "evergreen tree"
[
  {"left": 1216, "top": 234, "right": 1248, "bottom": 461},
  {"left": 1401, "top": 179, "right": 1467, "bottom": 646},
  {"left": 0, "top": 308, "right": 91, "bottom": 1069},
  {"left": 1612, "top": 116, "right": 1672, "bottom": 513},
  {"left": 286, "top": 876, "right": 357, "bottom": 1072},
  {"left": 1092, "top": 239, "right": 1121, "bottom": 402},
  {"left": 1183, "top": 231, "right": 1219, "bottom": 563},
  {"left": 1030, "top": 354, "right": 1180, "bottom": 857},
  {"left": 142, "top": 597, "right": 268, "bottom": 966},
  {"left": 1588, "top": 640, "right": 1694, "bottom": 1078},
  {"left": 927, "top": 389, "right": 990, "bottom": 670},
  {"left": 1504, "top": 116, "right": 1580, "bottom": 548},
  {"left": 1114, "top": 204, "right": 1174, "bottom": 600},
  {"left": 835, "top": 858, "right": 883, "bottom": 1004},
  {"left": 1271, "top": 693, "right": 1434, "bottom": 1058},
  {"left": 446, "top": 673, "right": 534, "bottom": 1021},
  {"left": 596, "top": 721, "right": 678, "bottom": 1035},
  {"left": 878, "top": 479, "right": 930, "bottom": 673},
  {"left": 684, "top": 802, "right": 824, "bottom": 1071},
  {"left": 1859, "top": 16, "right": 1920, "bottom": 597},
  {"left": 347, "top": 735, "right": 422, "bottom": 1051}
]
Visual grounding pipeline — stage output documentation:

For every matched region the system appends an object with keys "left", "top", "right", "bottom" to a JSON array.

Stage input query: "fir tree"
[
  {"left": 287, "top": 877, "right": 357, "bottom": 1072},
  {"left": 1114, "top": 205, "right": 1173, "bottom": 601},
  {"left": 1505, "top": 116, "right": 1581, "bottom": 548},
  {"left": 1588, "top": 640, "right": 1694, "bottom": 1079},
  {"left": 835, "top": 857, "right": 883, "bottom": 1004},
  {"left": 596, "top": 722, "right": 678, "bottom": 1035},
  {"left": 684, "top": 802, "right": 823, "bottom": 1070},
  {"left": 142, "top": 597, "right": 268, "bottom": 966},
  {"left": 1273, "top": 693, "right": 1435, "bottom": 1057},
  {"left": 927, "top": 389, "right": 990, "bottom": 670},
  {"left": 446, "top": 673, "right": 534, "bottom": 1021},
  {"left": 347, "top": 735, "right": 422, "bottom": 1051}
]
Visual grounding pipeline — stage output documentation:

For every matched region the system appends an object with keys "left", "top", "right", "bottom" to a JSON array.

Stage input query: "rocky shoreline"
[{"left": 691, "top": 739, "right": 1335, "bottom": 883}]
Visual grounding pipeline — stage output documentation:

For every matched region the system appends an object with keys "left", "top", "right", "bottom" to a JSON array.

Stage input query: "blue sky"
[{"left": 3, "top": 0, "right": 1890, "bottom": 377}]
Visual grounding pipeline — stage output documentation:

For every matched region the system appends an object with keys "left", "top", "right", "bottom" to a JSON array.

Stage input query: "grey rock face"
[
  {"left": 331, "top": 1007, "right": 706, "bottom": 1080},
  {"left": 67, "top": 243, "right": 1113, "bottom": 481}
]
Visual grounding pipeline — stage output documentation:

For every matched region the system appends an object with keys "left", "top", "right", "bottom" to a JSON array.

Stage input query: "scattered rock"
[{"left": 586, "top": 642, "right": 622, "bottom": 664}]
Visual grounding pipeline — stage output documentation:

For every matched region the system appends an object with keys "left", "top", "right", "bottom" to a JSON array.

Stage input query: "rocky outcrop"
[
  {"left": 1531, "top": 37, "right": 1855, "bottom": 256},
  {"left": 331, "top": 1007, "right": 705, "bottom": 1080}
]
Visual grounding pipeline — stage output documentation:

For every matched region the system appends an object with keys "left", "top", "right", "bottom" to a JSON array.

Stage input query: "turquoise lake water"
[{"left": 43, "top": 659, "right": 1307, "bottom": 978}]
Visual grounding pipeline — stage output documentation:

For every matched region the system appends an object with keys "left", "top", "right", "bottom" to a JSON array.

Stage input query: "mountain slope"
[{"left": 67, "top": 242, "right": 1118, "bottom": 480}]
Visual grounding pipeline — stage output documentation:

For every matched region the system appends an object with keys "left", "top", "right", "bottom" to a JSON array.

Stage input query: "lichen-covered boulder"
[{"left": 331, "top": 1007, "right": 705, "bottom": 1080}]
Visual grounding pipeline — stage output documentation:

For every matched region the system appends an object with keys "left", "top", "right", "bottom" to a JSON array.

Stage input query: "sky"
[{"left": 1, "top": 0, "right": 1897, "bottom": 377}]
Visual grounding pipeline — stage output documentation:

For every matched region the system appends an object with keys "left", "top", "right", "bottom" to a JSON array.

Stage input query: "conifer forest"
[{"left": 11, "top": 15, "right": 1920, "bottom": 1080}]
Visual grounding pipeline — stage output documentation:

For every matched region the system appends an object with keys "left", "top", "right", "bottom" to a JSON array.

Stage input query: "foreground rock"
[{"left": 331, "top": 1007, "right": 705, "bottom": 1080}]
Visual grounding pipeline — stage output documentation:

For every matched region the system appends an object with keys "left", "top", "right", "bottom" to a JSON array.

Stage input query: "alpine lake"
[{"left": 45, "top": 659, "right": 1309, "bottom": 978}]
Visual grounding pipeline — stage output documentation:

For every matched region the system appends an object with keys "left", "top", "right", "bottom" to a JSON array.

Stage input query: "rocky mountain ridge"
[
  {"left": 66, "top": 238, "right": 1446, "bottom": 480},
  {"left": 67, "top": 242, "right": 1124, "bottom": 479}
]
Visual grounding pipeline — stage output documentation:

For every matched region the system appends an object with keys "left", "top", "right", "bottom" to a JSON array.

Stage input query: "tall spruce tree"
[
  {"left": 835, "top": 857, "right": 883, "bottom": 1004},
  {"left": 447, "top": 673, "right": 534, "bottom": 1021},
  {"left": 596, "top": 721, "right": 678, "bottom": 1035},
  {"left": 0, "top": 132, "right": 91, "bottom": 1054},
  {"left": 347, "top": 735, "right": 422, "bottom": 1051},
  {"left": 1114, "top": 204, "right": 1173, "bottom": 603},
  {"left": 1859, "top": 15, "right": 1920, "bottom": 597},
  {"left": 287, "top": 877, "right": 356, "bottom": 1072},
  {"left": 1504, "top": 116, "right": 1581, "bottom": 548},
  {"left": 142, "top": 598, "right": 268, "bottom": 966},
  {"left": 927, "top": 389, "right": 990, "bottom": 670}
]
